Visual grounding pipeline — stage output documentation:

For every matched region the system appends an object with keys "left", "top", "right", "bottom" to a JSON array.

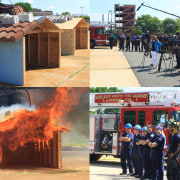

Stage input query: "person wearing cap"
[
  {"left": 167, "top": 120, "right": 180, "bottom": 180},
  {"left": 119, "top": 123, "right": 134, "bottom": 176},
  {"left": 140, "top": 124, "right": 156, "bottom": 179},
  {"left": 148, "top": 125, "right": 165, "bottom": 180},
  {"left": 132, "top": 124, "right": 143, "bottom": 178}
]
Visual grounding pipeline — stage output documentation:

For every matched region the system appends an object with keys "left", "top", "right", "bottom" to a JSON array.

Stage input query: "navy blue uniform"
[
  {"left": 143, "top": 132, "right": 156, "bottom": 179},
  {"left": 133, "top": 133, "right": 144, "bottom": 176},
  {"left": 118, "top": 35, "right": 125, "bottom": 51},
  {"left": 151, "top": 133, "right": 165, "bottom": 180},
  {"left": 167, "top": 133, "right": 180, "bottom": 180},
  {"left": 120, "top": 132, "right": 134, "bottom": 174}
]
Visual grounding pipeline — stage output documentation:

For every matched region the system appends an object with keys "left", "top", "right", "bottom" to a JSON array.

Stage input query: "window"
[
  {"left": 89, "top": 28, "right": 92, "bottom": 34},
  {"left": 102, "top": 118, "right": 115, "bottom": 129},
  {"left": 95, "top": 28, "right": 103, "bottom": 35},
  {"left": 138, "top": 111, "right": 145, "bottom": 126},
  {"left": 153, "top": 111, "right": 168, "bottom": 125},
  {"left": 124, "top": 111, "right": 136, "bottom": 126},
  {"left": 171, "top": 111, "right": 180, "bottom": 122}
]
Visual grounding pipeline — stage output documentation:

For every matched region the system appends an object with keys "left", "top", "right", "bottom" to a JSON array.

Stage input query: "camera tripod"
[
  {"left": 140, "top": 49, "right": 150, "bottom": 67},
  {"left": 157, "top": 52, "right": 168, "bottom": 72}
]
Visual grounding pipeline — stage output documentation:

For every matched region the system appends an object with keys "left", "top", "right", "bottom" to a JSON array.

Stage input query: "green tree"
[
  {"left": 15, "top": 2, "right": 33, "bottom": 12},
  {"left": 79, "top": 15, "right": 90, "bottom": 23},
  {"left": 61, "top": 12, "right": 70, "bottom": 15},
  {"left": 131, "top": 28, "right": 143, "bottom": 36},
  {"left": 135, "top": 15, "right": 161, "bottom": 33},
  {"left": 162, "top": 18, "right": 179, "bottom": 34},
  {"left": 90, "top": 87, "right": 123, "bottom": 93}
]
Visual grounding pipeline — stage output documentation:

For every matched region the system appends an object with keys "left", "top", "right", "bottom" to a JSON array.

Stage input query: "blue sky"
[
  {"left": 2, "top": 0, "right": 90, "bottom": 15},
  {"left": 90, "top": 0, "right": 180, "bottom": 22}
]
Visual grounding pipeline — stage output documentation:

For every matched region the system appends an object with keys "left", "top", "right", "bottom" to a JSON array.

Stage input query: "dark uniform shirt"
[
  {"left": 168, "top": 133, "right": 180, "bottom": 154},
  {"left": 133, "top": 133, "right": 143, "bottom": 149},
  {"left": 152, "top": 134, "right": 165, "bottom": 152},
  {"left": 145, "top": 131, "right": 156, "bottom": 151},
  {"left": 121, "top": 132, "right": 134, "bottom": 148},
  {"left": 108, "top": 36, "right": 114, "bottom": 45}
]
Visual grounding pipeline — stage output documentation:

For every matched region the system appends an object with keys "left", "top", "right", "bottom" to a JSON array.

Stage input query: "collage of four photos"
[{"left": 0, "top": 0, "right": 180, "bottom": 180}]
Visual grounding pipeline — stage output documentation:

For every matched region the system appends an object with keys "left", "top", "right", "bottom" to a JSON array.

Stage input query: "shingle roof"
[
  {"left": 56, "top": 18, "right": 89, "bottom": 30},
  {"left": 0, "top": 20, "right": 38, "bottom": 42}
]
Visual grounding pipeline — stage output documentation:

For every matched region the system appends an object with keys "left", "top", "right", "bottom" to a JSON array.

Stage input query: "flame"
[{"left": 0, "top": 87, "right": 88, "bottom": 151}]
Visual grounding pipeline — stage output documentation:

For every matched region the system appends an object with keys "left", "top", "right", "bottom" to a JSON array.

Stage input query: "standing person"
[
  {"left": 119, "top": 123, "right": 134, "bottom": 176},
  {"left": 126, "top": 34, "right": 131, "bottom": 51},
  {"left": 108, "top": 34, "right": 114, "bottom": 50},
  {"left": 139, "top": 126, "right": 148, "bottom": 180},
  {"left": 131, "top": 35, "right": 136, "bottom": 51},
  {"left": 173, "top": 32, "right": 180, "bottom": 69},
  {"left": 135, "top": 34, "right": 141, "bottom": 52},
  {"left": 150, "top": 35, "right": 162, "bottom": 69},
  {"left": 141, "top": 33, "right": 145, "bottom": 51},
  {"left": 167, "top": 33, "right": 174, "bottom": 59},
  {"left": 149, "top": 126, "right": 165, "bottom": 180},
  {"left": 141, "top": 124, "right": 156, "bottom": 180},
  {"left": 163, "top": 33, "right": 168, "bottom": 51},
  {"left": 118, "top": 33, "right": 126, "bottom": 51},
  {"left": 167, "top": 120, "right": 180, "bottom": 180},
  {"left": 132, "top": 124, "right": 143, "bottom": 178}
]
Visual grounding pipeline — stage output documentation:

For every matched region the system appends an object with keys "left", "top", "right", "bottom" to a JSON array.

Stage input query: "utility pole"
[
  {"left": 109, "top": 10, "right": 113, "bottom": 33},
  {"left": 80, "top": 6, "right": 84, "bottom": 16}
]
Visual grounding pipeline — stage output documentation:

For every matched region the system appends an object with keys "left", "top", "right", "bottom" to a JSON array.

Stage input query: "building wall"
[
  {"left": 0, "top": 39, "right": 24, "bottom": 85},
  {"left": 61, "top": 29, "right": 75, "bottom": 56}
]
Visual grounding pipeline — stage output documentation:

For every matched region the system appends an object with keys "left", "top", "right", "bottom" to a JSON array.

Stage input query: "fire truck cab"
[
  {"left": 90, "top": 26, "right": 109, "bottom": 48},
  {"left": 90, "top": 92, "right": 180, "bottom": 161}
]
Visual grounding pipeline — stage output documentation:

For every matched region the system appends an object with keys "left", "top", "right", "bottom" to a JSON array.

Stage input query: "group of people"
[
  {"left": 108, "top": 31, "right": 180, "bottom": 70},
  {"left": 119, "top": 121, "right": 180, "bottom": 180}
]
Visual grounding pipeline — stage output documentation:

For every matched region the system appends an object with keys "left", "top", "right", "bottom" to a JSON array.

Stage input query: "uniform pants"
[
  {"left": 131, "top": 42, "right": 135, "bottom": 51},
  {"left": 143, "top": 150, "right": 152, "bottom": 178},
  {"left": 120, "top": 147, "right": 133, "bottom": 173},
  {"left": 167, "top": 155, "right": 178, "bottom": 180},
  {"left": 151, "top": 151, "right": 164, "bottom": 180},
  {"left": 135, "top": 42, "right": 140, "bottom": 51},
  {"left": 119, "top": 42, "right": 124, "bottom": 51},
  {"left": 133, "top": 147, "right": 143, "bottom": 175},
  {"left": 126, "top": 42, "right": 130, "bottom": 51},
  {"left": 151, "top": 51, "right": 158, "bottom": 66}
]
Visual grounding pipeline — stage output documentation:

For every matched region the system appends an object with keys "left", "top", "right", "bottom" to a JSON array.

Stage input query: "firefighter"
[
  {"left": 126, "top": 34, "right": 131, "bottom": 51},
  {"left": 141, "top": 124, "right": 156, "bottom": 180},
  {"left": 132, "top": 124, "right": 143, "bottom": 178},
  {"left": 135, "top": 34, "right": 141, "bottom": 52},
  {"left": 149, "top": 125, "right": 165, "bottom": 180},
  {"left": 167, "top": 120, "right": 180, "bottom": 180},
  {"left": 119, "top": 123, "right": 134, "bottom": 176},
  {"left": 118, "top": 33, "right": 126, "bottom": 51},
  {"left": 139, "top": 126, "right": 148, "bottom": 180},
  {"left": 108, "top": 34, "right": 114, "bottom": 50}
]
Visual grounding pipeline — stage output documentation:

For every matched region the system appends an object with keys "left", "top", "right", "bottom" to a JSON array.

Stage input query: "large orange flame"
[{"left": 0, "top": 88, "right": 87, "bottom": 151}]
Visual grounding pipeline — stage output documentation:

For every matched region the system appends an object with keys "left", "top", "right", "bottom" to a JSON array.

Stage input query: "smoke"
[{"left": 0, "top": 104, "right": 36, "bottom": 122}]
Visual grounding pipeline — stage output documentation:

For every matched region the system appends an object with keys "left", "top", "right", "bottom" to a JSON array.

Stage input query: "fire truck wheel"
[
  {"left": 90, "top": 154, "right": 102, "bottom": 161},
  {"left": 90, "top": 40, "right": 95, "bottom": 49}
]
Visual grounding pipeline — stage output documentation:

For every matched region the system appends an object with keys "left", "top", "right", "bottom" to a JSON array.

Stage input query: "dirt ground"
[
  {"left": 0, "top": 151, "right": 89, "bottom": 180},
  {"left": 0, "top": 49, "right": 89, "bottom": 87}
]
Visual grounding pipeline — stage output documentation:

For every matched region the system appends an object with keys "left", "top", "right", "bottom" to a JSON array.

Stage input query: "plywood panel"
[
  {"left": 49, "top": 32, "right": 59, "bottom": 67},
  {"left": 80, "top": 27, "right": 88, "bottom": 49},
  {"left": 39, "top": 33, "right": 48, "bottom": 66},
  {"left": 28, "top": 34, "right": 38, "bottom": 65},
  {"left": 76, "top": 28, "right": 80, "bottom": 49}
]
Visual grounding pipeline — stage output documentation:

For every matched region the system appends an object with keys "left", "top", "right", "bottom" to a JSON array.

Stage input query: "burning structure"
[
  {"left": 0, "top": 88, "right": 83, "bottom": 169},
  {"left": 114, "top": 4, "right": 136, "bottom": 33}
]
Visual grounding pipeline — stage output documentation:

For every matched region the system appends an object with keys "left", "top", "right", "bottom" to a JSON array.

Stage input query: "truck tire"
[
  {"left": 90, "top": 154, "right": 102, "bottom": 161},
  {"left": 90, "top": 39, "right": 95, "bottom": 49}
]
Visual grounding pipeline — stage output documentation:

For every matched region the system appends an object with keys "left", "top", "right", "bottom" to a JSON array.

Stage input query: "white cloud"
[
  {"left": 24, "top": 0, "right": 34, "bottom": 3},
  {"left": 46, "top": 5, "right": 55, "bottom": 10}
]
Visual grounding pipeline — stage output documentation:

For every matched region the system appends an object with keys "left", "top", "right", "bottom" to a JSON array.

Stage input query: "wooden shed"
[
  {"left": 0, "top": 17, "right": 63, "bottom": 85},
  {"left": 56, "top": 18, "right": 89, "bottom": 56}
]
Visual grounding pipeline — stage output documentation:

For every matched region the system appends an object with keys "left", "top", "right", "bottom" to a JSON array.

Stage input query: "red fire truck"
[
  {"left": 90, "top": 26, "right": 109, "bottom": 48},
  {"left": 90, "top": 91, "right": 180, "bottom": 161}
]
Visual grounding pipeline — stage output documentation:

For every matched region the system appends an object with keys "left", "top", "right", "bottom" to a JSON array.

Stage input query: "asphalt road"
[
  {"left": 123, "top": 51, "right": 180, "bottom": 87},
  {"left": 90, "top": 156, "right": 168, "bottom": 180}
]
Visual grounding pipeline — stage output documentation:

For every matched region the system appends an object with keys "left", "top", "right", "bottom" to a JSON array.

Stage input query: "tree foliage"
[
  {"left": 161, "top": 18, "right": 179, "bottom": 34},
  {"left": 135, "top": 15, "right": 161, "bottom": 33},
  {"left": 15, "top": 2, "right": 33, "bottom": 12},
  {"left": 61, "top": 12, "right": 70, "bottom": 15},
  {"left": 90, "top": 87, "right": 123, "bottom": 93}
]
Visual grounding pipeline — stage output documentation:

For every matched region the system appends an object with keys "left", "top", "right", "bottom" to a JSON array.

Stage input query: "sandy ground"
[
  {"left": 0, "top": 151, "right": 89, "bottom": 180},
  {"left": 90, "top": 46, "right": 140, "bottom": 87},
  {"left": 90, "top": 155, "right": 168, "bottom": 180},
  {"left": 0, "top": 49, "right": 89, "bottom": 87}
]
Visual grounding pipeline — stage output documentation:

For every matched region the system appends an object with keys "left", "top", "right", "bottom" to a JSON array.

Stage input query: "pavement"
[
  {"left": 90, "top": 46, "right": 140, "bottom": 87},
  {"left": 90, "top": 156, "right": 168, "bottom": 180},
  {"left": 0, "top": 49, "right": 89, "bottom": 87},
  {"left": 123, "top": 50, "right": 180, "bottom": 87}
]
